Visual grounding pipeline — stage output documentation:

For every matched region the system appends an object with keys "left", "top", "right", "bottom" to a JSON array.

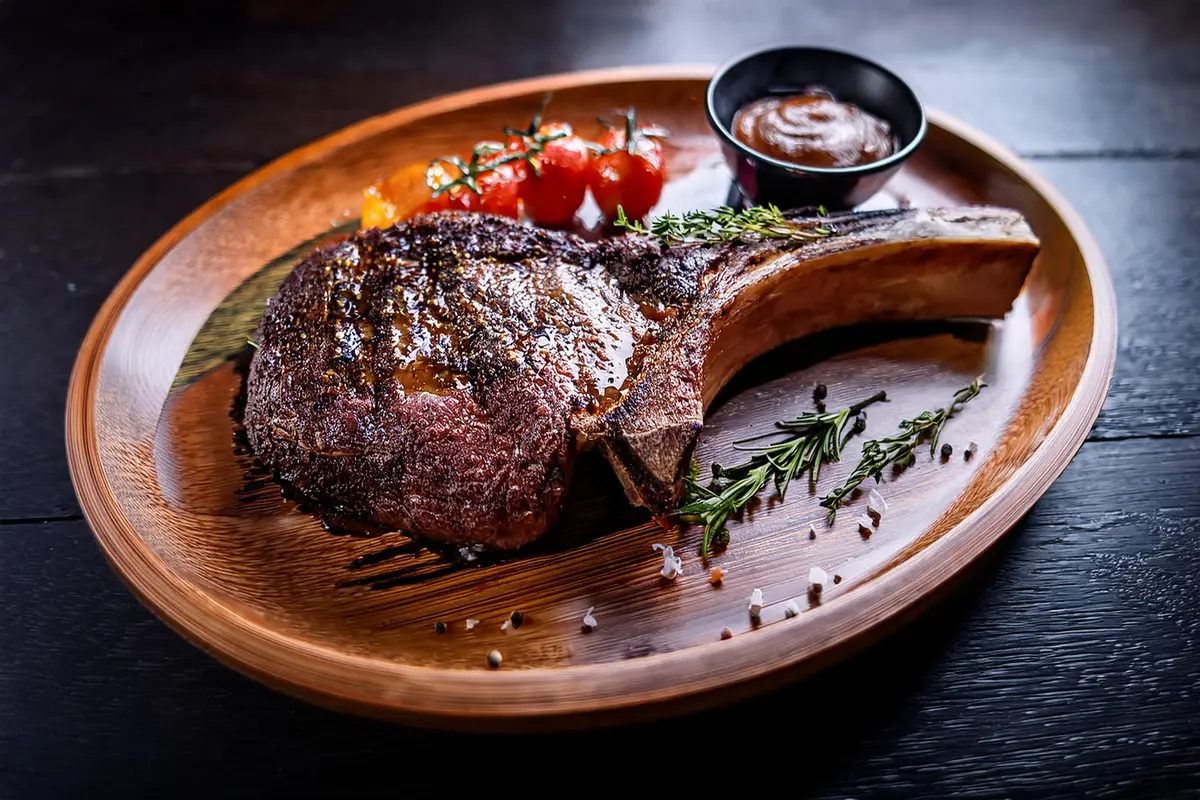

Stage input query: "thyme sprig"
[
  {"left": 613, "top": 204, "right": 835, "bottom": 244},
  {"left": 427, "top": 93, "right": 566, "bottom": 197},
  {"left": 676, "top": 391, "right": 886, "bottom": 558},
  {"left": 820, "top": 378, "right": 987, "bottom": 523},
  {"left": 426, "top": 136, "right": 563, "bottom": 198}
]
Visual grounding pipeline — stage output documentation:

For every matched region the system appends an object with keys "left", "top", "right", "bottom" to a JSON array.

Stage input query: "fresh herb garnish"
[
  {"left": 820, "top": 378, "right": 987, "bottom": 523},
  {"left": 246, "top": 338, "right": 260, "bottom": 349},
  {"left": 427, "top": 94, "right": 566, "bottom": 197},
  {"left": 613, "top": 204, "right": 835, "bottom": 244},
  {"left": 676, "top": 391, "right": 886, "bottom": 558},
  {"left": 426, "top": 137, "right": 560, "bottom": 197}
]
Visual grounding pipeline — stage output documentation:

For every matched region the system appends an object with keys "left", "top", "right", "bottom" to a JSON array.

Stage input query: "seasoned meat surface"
[
  {"left": 244, "top": 209, "right": 1038, "bottom": 548},
  {"left": 244, "top": 213, "right": 682, "bottom": 548}
]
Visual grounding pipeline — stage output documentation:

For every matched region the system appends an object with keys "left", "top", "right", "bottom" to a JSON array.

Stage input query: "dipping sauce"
[{"left": 733, "top": 87, "right": 895, "bottom": 168}]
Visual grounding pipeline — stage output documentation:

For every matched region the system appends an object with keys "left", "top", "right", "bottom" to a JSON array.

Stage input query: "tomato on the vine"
[
  {"left": 362, "top": 161, "right": 437, "bottom": 229},
  {"left": 515, "top": 122, "right": 592, "bottom": 227},
  {"left": 410, "top": 155, "right": 524, "bottom": 219},
  {"left": 472, "top": 158, "right": 523, "bottom": 219},
  {"left": 588, "top": 115, "right": 666, "bottom": 222}
]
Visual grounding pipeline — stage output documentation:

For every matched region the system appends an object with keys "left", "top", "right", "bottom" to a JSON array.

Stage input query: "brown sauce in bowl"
[{"left": 733, "top": 87, "right": 895, "bottom": 168}]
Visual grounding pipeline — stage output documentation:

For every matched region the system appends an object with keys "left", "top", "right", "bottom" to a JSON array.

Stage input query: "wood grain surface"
[
  {"left": 3, "top": 0, "right": 1199, "bottom": 795},
  {"left": 64, "top": 70, "right": 1114, "bottom": 727}
]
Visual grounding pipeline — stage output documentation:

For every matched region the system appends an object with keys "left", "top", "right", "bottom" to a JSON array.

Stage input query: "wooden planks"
[
  {"left": 0, "top": 173, "right": 239, "bottom": 519},
  {"left": 2, "top": 0, "right": 1199, "bottom": 794},
  {"left": 4, "top": 437, "right": 1198, "bottom": 795},
  {"left": 2, "top": 0, "right": 1200, "bottom": 177}
]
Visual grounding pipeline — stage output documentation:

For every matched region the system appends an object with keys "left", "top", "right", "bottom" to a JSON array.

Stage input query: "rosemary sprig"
[
  {"left": 820, "top": 378, "right": 987, "bottom": 523},
  {"left": 676, "top": 391, "right": 886, "bottom": 558},
  {"left": 613, "top": 204, "right": 835, "bottom": 244}
]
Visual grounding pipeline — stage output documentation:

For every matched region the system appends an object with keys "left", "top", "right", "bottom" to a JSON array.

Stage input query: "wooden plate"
[{"left": 66, "top": 67, "right": 1115, "bottom": 731}]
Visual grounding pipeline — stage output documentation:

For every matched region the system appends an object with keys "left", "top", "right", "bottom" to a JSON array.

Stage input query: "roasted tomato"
[
  {"left": 588, "top": 115, "right": 666, "bottom": 221},
  {"left": 471, "top": 156, "right": 524, "bottom": 219},
  {"left": 516, "top": 122, "right": 592, "bottom": 227},
  {"left": 361, "top": 162, "right": 434, "bottom": 229},
  {"left": 371, "top": 154, "right": 526, "bottom": 222}
]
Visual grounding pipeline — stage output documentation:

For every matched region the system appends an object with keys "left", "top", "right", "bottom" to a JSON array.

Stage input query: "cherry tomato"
[
  {"left": 472, "top": 158, "right": 523, "bottom": 219},
  {"left": 411, "top": 158, "right": 523, "bottom": 219},
  {"left": 588, "top": 124, "right": 666, "bottom": 221},
  {"left": 361, "top": 161, "right": 435, "bottom": 229},
  {"left": 517, "top": 122, "right": 592, "bottom": 227}
]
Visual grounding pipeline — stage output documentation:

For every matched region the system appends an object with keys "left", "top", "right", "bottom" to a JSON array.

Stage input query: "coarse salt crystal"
[
  {"left": 966, "top": 441, "right": 979, "bottom": 459},
  {"left": 809, "top": 566, "right": 829, "bottom": 595},
  {"left": 783, "top": 599, "right": 801, "bottom": 618},
  {"left": 867, "top": 487, "right": 888, "bottom": 522},
  {"left": 652, "top": 543, "right": 683, "bottom": 580},
  {"left": 500, "top": 619, "right": 511, "bottom": 632},
  {"left": 807, "top": 522, "right": 818, "bottom": 540},
  {"left": 465, "top": 618, "right": 480, "bottom": 631},
  {"left": 748, "top": 588, "right": 764, "bottom": 618},
  {"left": 720, "top": 626, "right": 733, "bottom": 640},
  {"left": 857, "top": 514, "right": 875, "bottom": 536},
  {"left": 582, "top": 606, "right": 598, "bottom": 630}
]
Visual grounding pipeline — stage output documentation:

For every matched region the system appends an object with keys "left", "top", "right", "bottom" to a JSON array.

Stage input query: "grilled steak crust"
[
  {"left": 245, "top": 209, "right": 1038, "bottom": 549},
  {"left": 244, "top": 214, "right": 673, "bottom": 549}
]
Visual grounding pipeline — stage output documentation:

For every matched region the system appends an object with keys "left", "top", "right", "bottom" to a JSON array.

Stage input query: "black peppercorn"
[
  {"left": 941, "top": 443, "right": 953, "bottom": 459},
  {"left": 813, "top": 383, "right": 828, "bottom": 402},
  {"left": 510, "top": 611, "right": 524, "bottom": 629},
  {"left": 434, "top": 621, "right": 447, "bottom": 634}
]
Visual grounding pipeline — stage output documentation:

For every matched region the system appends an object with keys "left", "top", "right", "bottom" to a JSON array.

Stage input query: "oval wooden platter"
[{"left": 66, "top": 67, "right": 1115, "bottom": 731}]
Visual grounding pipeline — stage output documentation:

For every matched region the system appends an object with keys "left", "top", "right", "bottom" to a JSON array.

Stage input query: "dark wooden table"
[{"left": 3, "top": 0, "right": 1199, "bottom": 796}]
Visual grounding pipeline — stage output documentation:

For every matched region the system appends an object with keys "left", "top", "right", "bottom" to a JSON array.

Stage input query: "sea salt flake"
[
  {"left": 748, "top": 588, "right": 764, "bottom": 618},
  {"left": 465, "top": 618, "right": 480, "bottom": 631},
  {"left": 857, "top": 515, "right": 874, "bottom": 536},
  {"left": 966, "top": 441, "right": 979, "bottom": 459},
  {"left": 582, "top": 606, "right": 598, "bottom": 630},
  {"left": 501, "top": 619, "right": 512, "bottom": 632},
  {"left": 809, "top": 566, "right": 829, "bottom": 595},
  {"left": 867, "top": 487, "right": 888, "bottom": 522},
  {"left": 807, "top": 522, "right": 818, "bottom": 540},
  {"left": 783, "top": 599, "right": 801, "bottom": 618},
  {"left": 652, "top": 543, "right": 683, "bottom": 580}
]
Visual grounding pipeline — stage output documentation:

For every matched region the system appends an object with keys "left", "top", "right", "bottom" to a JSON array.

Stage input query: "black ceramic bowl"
[{"left": 706, "top": 46, "right": 927, "bottom": 210}]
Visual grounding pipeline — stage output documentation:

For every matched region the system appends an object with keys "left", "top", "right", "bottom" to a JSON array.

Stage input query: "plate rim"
[{"left": 65, "top": 65, "right": 1118, "bottom": 730}]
